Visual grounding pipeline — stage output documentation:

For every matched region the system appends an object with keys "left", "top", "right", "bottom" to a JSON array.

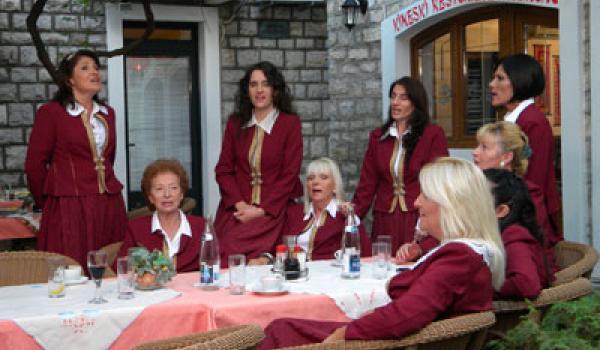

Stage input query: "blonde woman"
[{"left": 259, "top": 158, "right": 505, "bottom": 348}]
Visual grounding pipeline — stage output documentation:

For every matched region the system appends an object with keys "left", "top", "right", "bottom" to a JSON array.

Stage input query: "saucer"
[
  {"left": 64, "top": 276, "right": 88, "bottom": 286},
  {"left": 251, "top": 285, "right": 289, "bottom": 296}
]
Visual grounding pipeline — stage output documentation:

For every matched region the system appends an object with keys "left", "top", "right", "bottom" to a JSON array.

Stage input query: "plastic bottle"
[
  {"left": 341, "top": 207, "right": 361, "bottom": 279},
  {"left": 273, "top": 244, "right": 287, "bottom": 275},
  {"left": 283, "top": 245, "right": 300, "bottom": 280},
  {"left": 199, "top": 217, "right": 220, "bottom": 290}
]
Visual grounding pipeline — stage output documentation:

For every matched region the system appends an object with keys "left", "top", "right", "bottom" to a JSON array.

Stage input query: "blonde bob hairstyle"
[
  {"left": 419, "top": 157, "right": 506, "bottom": 290},
  {"left": 303, "top": 157, "right": 345, "bottom": 213},
  {"left": 476, "top": 121, "right": 530, "bottom": 176}
]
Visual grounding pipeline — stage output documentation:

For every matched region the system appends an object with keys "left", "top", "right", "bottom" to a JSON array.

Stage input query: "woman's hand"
[
  {"left": 234, "top": 205, "right": 265, "bottom": 223},
  {"left": 323, "top": 326, "right": 346, "bottom": 343},
  {"left": 337, "top": 202, "right": 354, "bottom": 216},
  {"left": 396, "top": 242, "right": 422, "bottom": 263}
]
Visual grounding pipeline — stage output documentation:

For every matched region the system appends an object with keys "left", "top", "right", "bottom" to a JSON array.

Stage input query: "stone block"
[
  {"left": 5, "top": 146, "right": 26, "bottom": 170},
  {"left": 285, "top": 51, "right": 304, "bottom": 68},
  {"left": 224, "top": 21, "right": 238, "bottom": 35},
  {"left": 221, "top": 101, "right": 235, "bottom": 119},
  {"left": 45, "top": 0, "right": 70, "bottom": 13},
  {"left": 368, "top": 8, "right": 385, "bottom": 23},
  {"left": 289, "top": 22, "right": 303, "bottom": 37},
  {"left": 292, "top": 7, "right": 311, "bottom": 20},
  {"left": 88, "top": 34, "right": 105, "bottom": 45},
  {"left": 37, "top": 68, "right": 50, "bottom": 83},
  {"left": 312, "top": 7, "right": 326, "bottom": 21},
  {"left": 222, "top": 69, "right": 245, "bottom": 83},
  {"left": 47, "top": 84, "right": 58, "bottom": 98},
  {"left": 315, "top": 39, "right": 326, "bottom": 49},
  {"left": 323, "top": 100, "right": 336, "bottom": 116},
  {"left": 8, "top": 103, "right": 34, "bottom": 126},
  {"left": 295, "top": 101, "right": 321, "bottom": 119},
  {"left": 355, "top": 99, "right": 375, "bottom": 115},
  {"left": 282, "top": 69, "right": 299, "bottom": 83},
  {"left": 323, "top": 70, "right": 329, "bottom": 82},
  {"left": 54, "top": 15, "right": 79, "bottom": 30},
  {"left": 273, "top": 7, "right": 291, "bottom": 20},
  {"left": 0, "top": 84, "right": 17, "bottom": 101},
  {"left": 295, "top": 39, "right": 314, "bottom": 49},
  {"left": 308, "top": 84, "right": 328, "bottom": 99},
  {"left": 370, "top": 45, "right": 381, "bottom": 59},
  {"left": 330, "top": 48, "right": 347, "bottom": 60},
  {"left": 365, "top": 79, "right": 382, "bottom": 94},
  {"left": 236, "top": 49, "right": 259, "bottom": 67},
  {"left": 41, "top": 32, "right": 70, "bottom": 44},
  {"left": 221, "top": 49, "right": 236, "bottom": 67},
  {"left": 253, "top": 38, "right": 276, "bottom": 48},
  {"left": 300, "top": 70, "right": 321, "bottom": 82},
  {"left": 0, "top": 128, "right": 22, "bottom": 143},
  {"left": 68, "top": 33, "right": 88, "bottom": 45},
  {"left": 221, "top": 83, "right": 238, "bottom": 101},
  {"left": 278, "top": 39, "right": 294, "bottom": 49},
  {"left": 342, "top": 63, "right": 359, "bottom": 74},
  {"left": 19, "top": 46, "right": 39, "bottom": 66},
  {"left": 329, "top": 77, "right": 349, "bottom": 95},
  {"left": 306, "top": 51, "right": 327, "bottom": 68},
  {"left": 305, "top": 22, "right": 327, "bottom": 37},
  {"left": 1, "top": 32, "right": 33, "bottom": 44},
  {"left": 80, "top": 16, "right": 104, "bottom": 31},
  {"left": 260, "top": 50, "right": 283, "bottom": 67},
  {"left": 348, "top": 48, "right": 369, "bottom": 60},
  {"left": 0, "top": 13, "right": 9, "bottom": 29},
  {"left": 0, "top": 0, "right": 20, "bottom": 11},
  {"left": 310, "top": 136, "right": 327, "bottom": 157},
  {"left": 249, "top": 6, "right": 270, "bottom": 19},
  {"left": 314, "top": 121, "right": 329, "bottom": 135},
  {"left": 292, "top": 84, "right": 306, "bottom": 99},
  {"left": 338, "top": 100, "right": 355, "bottom": 117},
  {"left": 230, "top": 37, "right": 251, "bottom": 48},
  {"left": 11, "top": 68, "right": 37, "bottom": 82},
  {"left": 240, "top": 21, "right": 257, "bottom": 36},
  {"left": 14, "top": 13, "right": 51, "bottom": 30},
  {"left": 360, "top": 61, "right": 377, "bottom": 73},
  {"left": 0, "top": 105, "right": 6, "bottom": 124},
  {"left": 301, "top": 122, "right": 313, "bottom": 135},
  {"left": 363, "top": 27, "right": 380, "bottom": 42},
  {"left": 0, "top": 69, "right": 7, "bottom": 82}
]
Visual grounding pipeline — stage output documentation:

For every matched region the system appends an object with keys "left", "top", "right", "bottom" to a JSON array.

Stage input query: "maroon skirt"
[
  {"left": 37, "top": 193, "right": 127, "bottom": 271},
  {"left": 371, "top": 208, "right": 419, "bottom": 254},
  {"left": 259, "top": 318, "right": 347, "bottom": 350}
]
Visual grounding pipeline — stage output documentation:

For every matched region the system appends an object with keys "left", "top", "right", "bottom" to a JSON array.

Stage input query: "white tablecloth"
[{"left": 0, "top": 280, "right": 180, "bottom": 350}]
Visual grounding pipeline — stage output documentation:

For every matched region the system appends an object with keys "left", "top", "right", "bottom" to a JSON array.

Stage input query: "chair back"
[
  {"left": 133, "top": 324, "right": 264, "bottom": 350},
  {"left": 0, "top": 250, "right": 81, "bottom": 287},
  {"left": 277, "top": 311, "right": 496, "bottom": 350},
  {"left": 99, "top": 241, "right": 123, "bottom": 278},
  {"left": 553, "top": 240, "right": 599, "bottom": 286},
  {"left": 127, "top": 197, "right": 197, "bottom": 221}
]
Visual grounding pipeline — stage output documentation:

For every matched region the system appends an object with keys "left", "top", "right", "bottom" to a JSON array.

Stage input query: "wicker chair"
[
  {"left": 132, "top": 324, "right": 265, "bottom": 350},
  {"left": 127, "top": 197, "right": 197, "bottom": 221},
  {"left": 99, "top": 241, "right": 123, "bottom": 278},
  {"left": 276, "top": 311, "right": 496, "bottom": 350},
  {"left": 0, "top": 250, "right": 81, "bottom": 287},
  {"left": 490, "top": 277, "right": 594, "bottom": 336},
  {"left": 552, "top": 240, "right": 598, "bottom": 286}
]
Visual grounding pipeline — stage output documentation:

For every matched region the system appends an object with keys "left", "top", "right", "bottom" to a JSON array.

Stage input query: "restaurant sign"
[{"left": 391, "top": 0, "right": 559, "bottom": 35}]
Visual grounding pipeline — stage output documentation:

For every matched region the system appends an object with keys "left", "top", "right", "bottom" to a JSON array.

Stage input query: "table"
[{"left": 0, "top": 260, "right": 391, "bottom": 350}]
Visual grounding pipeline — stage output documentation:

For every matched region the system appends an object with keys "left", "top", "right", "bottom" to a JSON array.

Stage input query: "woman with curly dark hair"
[
  {"left": 25, "top": 49, "right": 127, "bottom": 271},
  {"left": 352, "top": 77, "right": 448, "bottom": 253},
  {"left": 214, "top": 61, "right": 303, "bottom": 266}
]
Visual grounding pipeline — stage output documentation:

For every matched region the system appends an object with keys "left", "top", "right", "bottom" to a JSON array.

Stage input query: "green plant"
[
  {"left": 129, "top": 247, "right": 175, "bottom": 280},
  {"left": 485, "top": 292, "right": 600, "bottom": 350}
]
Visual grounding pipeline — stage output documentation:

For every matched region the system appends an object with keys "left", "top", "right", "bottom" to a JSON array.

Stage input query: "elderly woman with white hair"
[
  {"left": 258, "top": 157, "right": 505, "bottom": 349},
  {"left": 283, "top": 157, "right": 371, "bottom": 261}
]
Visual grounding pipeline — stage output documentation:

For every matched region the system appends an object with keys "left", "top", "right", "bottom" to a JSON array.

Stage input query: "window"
[{"left": 411, "top": 5, "right": 559, "bottom": 147}]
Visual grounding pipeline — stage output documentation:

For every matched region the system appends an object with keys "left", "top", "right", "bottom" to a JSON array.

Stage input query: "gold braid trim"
[
  {"left": 162, "top": 239, "right": 177, "bottom": 272},
  {"left": 306, "top": 211, "right": 327, "bottom": 261},
  {"left": 389, "top": 139, "right": 408, "bottom": 213},
  {"left": 80, "top": 113, "right": 107, "bottom": 194},
  {"left": 248, "top": 127, "right": 265, "bottom": 205}
]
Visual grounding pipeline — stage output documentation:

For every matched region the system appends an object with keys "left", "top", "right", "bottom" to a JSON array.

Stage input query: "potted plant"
[{"left": 129, "top": 247, "right": 175, "bottom": 289}]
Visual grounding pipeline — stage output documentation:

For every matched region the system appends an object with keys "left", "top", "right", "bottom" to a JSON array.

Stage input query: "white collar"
[
  {"left": 245, "top": 108, "right": 279, "bottom": 134},
  {"left": 304, "top": 198, "right": 338, "bottom": 221},
  {"left": 66, "top": 101, "right": 108, "bottom": 117},
  {"left": 151, "top": 210, "right": 192, "bottom": 238},
  {"left": 504, "top": 98, "right": 534, "bottom": 123},
  {"left": 381, "top": 122, "right": 411, "bottom": 140},
  {"left": 409, "top": 238, "right": 494, "bottom": 270}
]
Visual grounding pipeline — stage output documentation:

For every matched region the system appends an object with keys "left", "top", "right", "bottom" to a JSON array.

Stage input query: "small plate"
[
  {"left": 251, "top": 286, "right": 289, "bottom": 296},
  {"left": 64, "top": 276, "right": 88, "bottom": 286}
]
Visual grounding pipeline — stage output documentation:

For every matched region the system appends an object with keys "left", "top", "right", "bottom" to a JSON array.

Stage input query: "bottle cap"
[
  {"left": 293, "top": 245, "right": 302, "bottom": 253},
  {"left": 276, "top": 244, "right": 287, "bottom": 253}
]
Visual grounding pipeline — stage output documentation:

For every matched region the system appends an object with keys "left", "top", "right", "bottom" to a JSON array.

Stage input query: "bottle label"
[
  {"left": 349, "top": 254, "right": 360, "bottom": 273},
  {"left": 200, "top": 264, "right": 213, "bottom": 284}
]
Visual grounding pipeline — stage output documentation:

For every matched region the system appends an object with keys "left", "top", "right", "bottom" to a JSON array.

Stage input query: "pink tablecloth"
[
  {"left": 0, "top": 272, "right": 350, "bottom": 349},
  {"left": 0, "top": 217, "right": 36, "bottom": 240}
]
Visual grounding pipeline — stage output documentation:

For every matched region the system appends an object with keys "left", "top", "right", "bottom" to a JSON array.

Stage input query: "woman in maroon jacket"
[
  {"left": 352, "top": 77, "right": 448, "bottom": 253},
  {"left": 484, "top": 169, "right": 552, "bottom": 299},
  {"left": 25, "top": 50, "right": 126, "bottom": 270},
  {"left": 285, "top": 157, "right": 371, "bottom": 261},
  {"left": 214, "top": 61, "right": 303, "bottom": 266},
  {"left": 489, "top": 54, "right": 560, "bottom": 236},
  {"left": 117, "top": 159, "right": 204, "bottom": 273},
  {"left": 259, "top": 158, "right": 505, "bottom": 349}
]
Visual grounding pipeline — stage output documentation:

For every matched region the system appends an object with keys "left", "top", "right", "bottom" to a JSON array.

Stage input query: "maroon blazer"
[
  {"left": 285, "top": 203, "right": 372, "bottom": 260},
  {"left": 117, "top": 214, "right": 205, "bottom": 273},
  {"left": 497, "top": 224, "right": 551, "bottom": 299},
  {"left": 353, "top": 124, "right": 448, "bottom": 217},
  {"left": 516, "top": 105, "right": 560, "bottom": 216},
  {"left": 345, "top": 242, "right": 493, "bottom": 340},
  {"left": 215, "top": 112, "right": 303, "bottom": 217},
  {"left": 25, "top": 101, "right": 123, "bottom": 208}
]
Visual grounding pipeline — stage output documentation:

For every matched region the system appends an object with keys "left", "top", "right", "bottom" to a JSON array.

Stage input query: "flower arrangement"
[{"left": 129, "top": 247, "right": 175, "bottom": 288}]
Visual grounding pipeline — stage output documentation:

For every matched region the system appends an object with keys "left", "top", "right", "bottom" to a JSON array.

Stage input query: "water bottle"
[
  {"left": 199, "top": 217, "right": 220, "bottom": 290},
  {"left": 341, "top": 207, "right": 361, "bottom": 279}
]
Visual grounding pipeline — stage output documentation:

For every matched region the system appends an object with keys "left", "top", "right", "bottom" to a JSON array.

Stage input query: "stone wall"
[
  {"left": 0, "top": 0, "right": 107, "bottom": 186},
  {"left": 218, "top": 3, "right": 329, "bottom": 169}
]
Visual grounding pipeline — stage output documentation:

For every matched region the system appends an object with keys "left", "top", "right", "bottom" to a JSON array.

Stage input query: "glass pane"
[
  {"left": 125, "top": 57, "right": 192, "bottom": 190},
  {"left": 524, "top": 25, "right": 560, "bottom": 136},
  {"left": 418, "top": 33, "right": 453, "bottom": 136},
  {"left": 463, "top": 19, "right": 499, "bottom": 135}
]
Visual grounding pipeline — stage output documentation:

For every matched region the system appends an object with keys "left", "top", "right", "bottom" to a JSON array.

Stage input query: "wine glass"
[{"left": 87, "top": 250, "right": 108, "bottom": 304}]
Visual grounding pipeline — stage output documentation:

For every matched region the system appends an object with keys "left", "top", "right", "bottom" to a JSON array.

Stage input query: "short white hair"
[
  {"left": 419, "top": 157, "right": 506, "bottom": 291},
  {"left": 304, "top": 157, "right": 345, "bottom": 212}
]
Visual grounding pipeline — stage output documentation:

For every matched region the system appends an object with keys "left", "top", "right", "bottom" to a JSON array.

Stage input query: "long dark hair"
[
  {"left": 52, "top": 49, "right": 103, "bottom": 108},
  {"left": 232, "top": 61, "right": 294, "bottom": 129},
  {"left": 381, "top": 77, "right": 430, "bottom": 164}
]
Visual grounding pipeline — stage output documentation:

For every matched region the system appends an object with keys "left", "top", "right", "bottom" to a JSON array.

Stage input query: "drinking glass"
[
  {"left": 372, "top": 242, "right": 389, "bottom": 279},
  {"left": 117, "top": 256, "right": 135, "bottom": 300},
  {"left": 47, "top": 256, "right": 65, "bottom": 298},
  {"left": 87, "top": 250, "right": 108, "bottom": 304},
  {"left": 376, "top": 235, "right": 392, "bottom": 270},
  {"left": 228, "top": 254, "right": 246, "bottom": 295}
]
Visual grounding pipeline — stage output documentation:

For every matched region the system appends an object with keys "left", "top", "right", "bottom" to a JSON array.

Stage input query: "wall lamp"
[{"left": 341, "top": 0, "right": 368, "bottom": 31}]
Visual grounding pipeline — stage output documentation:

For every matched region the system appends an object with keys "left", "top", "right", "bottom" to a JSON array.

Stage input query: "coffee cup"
[
  {"left": 260, "top": 274, "right": 283, "bottom": 291},
  {"left": 334, "top": 250, "right": 342, "bottom": 263},
  {"left": 64, "top": 265, "right": 82, "bottom": 281}
]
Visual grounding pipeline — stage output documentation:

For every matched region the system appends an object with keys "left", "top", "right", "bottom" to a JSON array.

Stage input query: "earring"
[{"left": 499, "top": 160, "right": 505, "bottom": 168}]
